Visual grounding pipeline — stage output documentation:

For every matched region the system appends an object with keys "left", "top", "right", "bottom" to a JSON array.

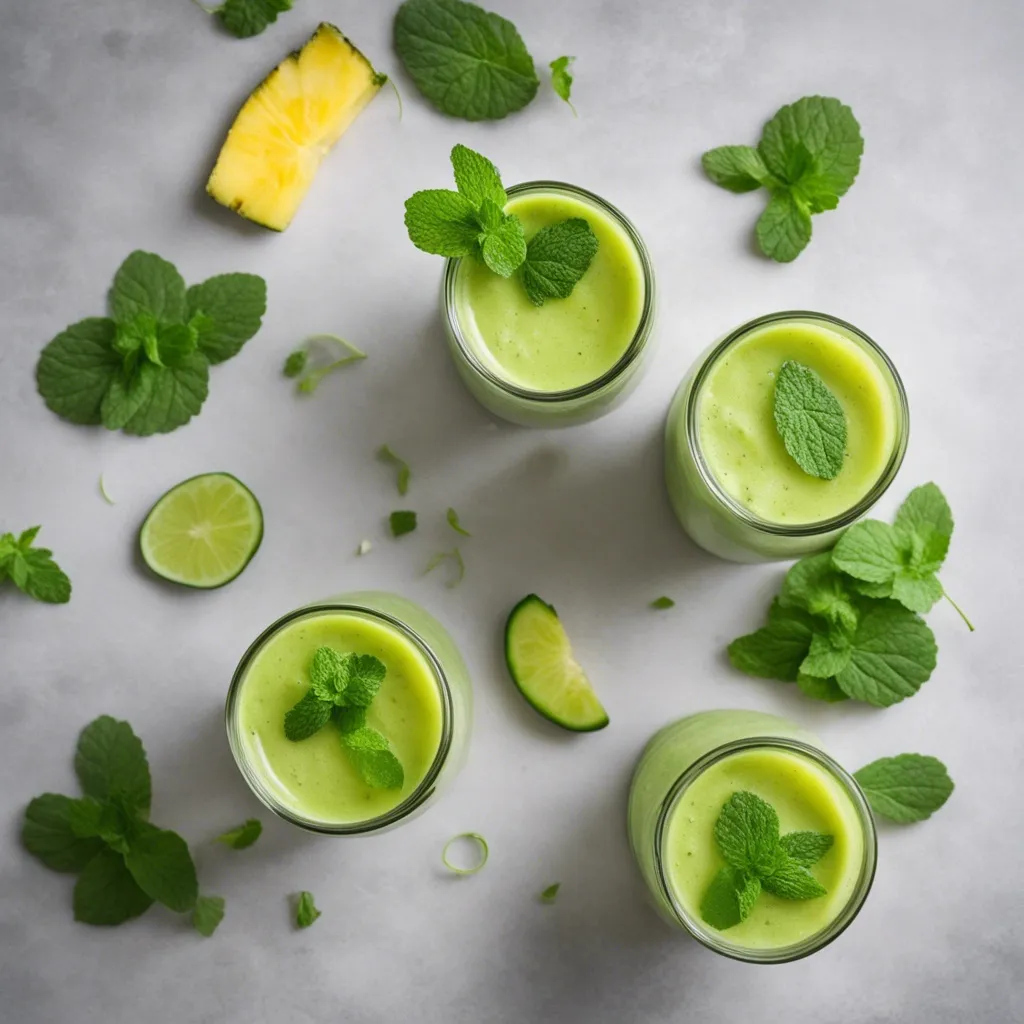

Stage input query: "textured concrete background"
[{"left": 1, "top": 1, "right": 1022, "bottom": 1021}]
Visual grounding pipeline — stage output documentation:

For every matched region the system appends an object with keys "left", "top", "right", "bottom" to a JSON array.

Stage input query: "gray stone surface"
[{"left": 1, "top": 1, "right": 1021, "bottom": 1021}]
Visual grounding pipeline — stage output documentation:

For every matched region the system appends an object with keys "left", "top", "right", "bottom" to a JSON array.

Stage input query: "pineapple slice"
[{"left": 207, "top": 23, "right": 384, "bottom": 231}]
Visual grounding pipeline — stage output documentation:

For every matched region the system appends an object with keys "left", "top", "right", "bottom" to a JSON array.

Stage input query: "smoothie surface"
[
  {"left": 238, "top": 610, "right": 443, "bottom": 824},
  {"left": 697, "top": 319, "right": 898, "bottom": 525},
  {"left": 454, "top": 189, "right": 645, "bottom": 392},
  {"left": 665, "top": 747, "right": 865, "bottom": 950}
]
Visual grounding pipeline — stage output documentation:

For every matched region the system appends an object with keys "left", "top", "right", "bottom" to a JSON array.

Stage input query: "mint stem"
[
  {"left": 941, "top": 587, "right": 975, "bottom": 632},
  {"left": 386, "top": 78, "right": 404, "bottom": 121},
  {"left": 190, "top": 0, "right": 222, "bottom": 13}
]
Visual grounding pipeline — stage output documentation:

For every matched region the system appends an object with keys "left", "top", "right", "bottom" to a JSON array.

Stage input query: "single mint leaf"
[
  {"left": 834, "top": 601, "right": 937, "bottom": 706},
  {"left": 759, "top": 96, "right": 863, "bottom": 199},
  {"left": 796, "top": 671, "right": 849, "bottom": 703},
  {"left": 852, "top": 578, "right": 894, "bottom": 599},
  {"left": 124, "top": 824, "right": 199, "bottom": 913},
  {"left": 192, "top": 894, "right": 226, "bottom": 937},
  {"left": 22, "top": 794, "right": 104, "bottom": 873},
  {"left": 761, "top": 855, "right": 827, "bottom": 900},
  {"left": 215, "top": 818, "right": 262, "bottom": 850},
  {"left": 891, "top": 574, "right": 944, "bottom": 614},
  {"left": 780, "top": 553, "right": 859, "bottom": 633},
  {"left": 832, "top": 519, "right": 901, "bottom": 584},
  {"left": 405, "top": 189, "right": 481, "bottom": 257},
  {"left": 727, "top": 600, "right": 815, "bottom": 681},
  {"left": 520, "top": 218, "right": 599, "bottom": 306},
  {"left": 283, "top": 349, "right": 307, "bottom": 378},
  {"left": 155, "top": 323, "right": 199, "bottom": 368},
  {"left": 550, "top": 56, "right": 576, "bottom": 114},
  {"left": 450, "top": 144, "right": 506, "bottom": 207},
  {"left": 186, "top": 273, "right": 266, "bottom": 365},
  {"left": 446, "top": 508, "right": 471, "bottom": 536},
  {"left": 854, "top": 754, "right": 954, "bottom": 823},
  {"left": 756, "top": 190, "right": 812, "bottom": 262},
  {"left": 650, "top": 596, "right": 675, "bottom": 610},
  {"left": 309, "top": 646, "right": 348, "bottom": 701},
  {"left": 390, "top": 510, "right": 417, "bottom": 537},
  {"left": 216, "top": 0, "right": 292, "bottom": 39},
  {"left": 701, "top": 145, "right": 774, "bottom": 193},
  {"left": 74, "top": 847, "right": 154, "bottom": 926},
  {"left": 773, "top": 360, "right": 847, "bottom": 480},
  {"left": 101, "top": 362, "right": 158, "bottom": 431},
  {"left": 7, "top": 545, "right": 73, "bottom": 604},
  {"left": 284, "top": 690, "right": 333, "bottom": 741},
  {"left": 394, "top": 0, "right": 540, "bottom": 121},
  {"left": 700, "top": 866, "right": 759, "bottom": 930},
  {"left": 121, "top": 354, "right": 210, "bottom": 436},
  {"left": 800, "top": 631, "right": 851, "bottom": 679},
  {"left": 540, "top": 882, "right": 561, "bottom": 903},
  {"left": 342, "top": 727, "right": 405, "bottom": 789},
  {"left": 893, "top": 483, "right": 953, "bottom": 575},
  {"left": 75, "top": 716, "right": 151, "bottom": 818},
  {"left": 780, "top": 831, "right": 834, "bottom": 866},
  {"left": 480, "top": 213, "right": 527, "bottom": 277},
  {"left": 341, "top": 654, "right": 387, "bottom": 708},
  {"left": 36, "top": 318, "right": 121, "bottom": 426},
  {"left": 714, "top": 791, "right": 781, "bottom": 876},
  {"left": 475, "top": 196, "right": 504, "bottom": 233},
  {"left": 110, "top": 251, "right": 187, "bottom": 325},
  {"left": 296, "top": 890, "right": 321, "bottom": 928},
  {"left": 377, "top": 445, "right": 411, "bottom": 496}
]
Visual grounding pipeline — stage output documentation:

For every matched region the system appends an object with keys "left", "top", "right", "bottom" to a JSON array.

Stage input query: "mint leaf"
[
  {"left": 727, "top": 600, "right": 815, "bottom": 681},
  {"left": 650, "top": 596, "right": 675, "bottom": 610},
  {"left": 36, "top": 318, "right": 121, "bottom": 425},
  {"left": 75, "top": 716, "right": 151, "bottom": 818},
  {"left": 520, "top": 218, "right": 599, "bottom": 306},
  {"left": 67, "top": 796, "right": 136, "bottom": 854},
  {"left": 22, "top": 794, "right": 104, "bottom": 873},
  {"left": 891, "top": 574, "right": 944, "bottom": 614},
  {"left": 296, "top": 890, "right": 321, "bottom": 928},
  {"left": 101, "top": 362, "right": 159, "bottom": 430},
  {"left": 390, "top": 510, "right": 417, "bottom": 537},
  {"left": 340, "top": 655, "right": 387, "bottom": 708},
  {"left": 780, "top": 553, "right": 859, "bottom": 633},
  {"left": 394, "top": 0, "right": 539, "bottom": 121},
  {"left": 796, "top": 671, "right": 849, "bottom": 703},
  {"left": 110, "top": 251, "right": 187, "bottom": 325},
  {"left": 283, "top": 349, "right": 307, "bottom": 378},
  {"left": 120, "top": 354, "right": 210, "bottom": 436},
  {"left": 540, "top": 882, "right": 561, "bottom": 903},
  {"left": 294, "top": 335, "right": 366, "bottom": 395},
  {"left": 701, "top": 145, "right": 774, "bottom": 193},
  {"left": 832, "top": 519, "right": 903, "bottom": 583},
  {"left": 284, "top": 690, "right": 333, "bottom": 741},
  {"left": 378, "top": 445, "right": 411, "bottom": 496},
  {"left": 446, "top": 507, "right": 471, "bottom": 536},
  {"left": 893, "top": 483, "right": 953, "bottom": 574},
  {"left": 479, "top": 212, "right": 527, "bottom": 277},
  {"left": 192, "top": 894, "right": 225, "bottom": 937},
  {"left": 124, "top": 824, "right": 199, "bottom": 912},
  {"left": 216, "top": 0, "right": 292, "bottom": 39},
  {"left": 215, "top": 818, "right": 262, "bottom": 850},
  {"left": 450, "top": 143, "right": 506, "bottom": 207},
  {"left": 405, "top": 189, "right": 481, "bottom": 257},
  {"left": 761, "top": 855, "right": 827, "bottom": 900},
  {"left": 834, "top": 601, "right": 937, "bottom": 706},
  {"left": 333, "top": 705, "right": 368, "bottom": 734},
  {"left": 755, "top": 190, "right": 812, "bottom": 262},
  {"left": 700, "top": 866, "right": 759, "bottom": 930},
  {"left": 309, "top": 646, "right": 349, "bottom": 702},
  {"left": 714, "top": 791, "right": 781, "bottom": 876},
  {"left": 342, "top": 727, "right": 405, "bottom": 789},
  {"left": 549, "top": 56, "right": 576, "bottom": 114},
  {"left": 773, "top": 360, "right": 847, "bottom": 480},
  {"left": 854, "top": 754, "right": 954, "bottom": 822},
  {"left": 186, "top": 273, "right": 266, "bottom": 365},
  {"left": 4, "top": 533, "right": 72, "bottom": 604},
  {"left": 779, "top": 831, "right": 834, "bottom": 866},
  {"left": 800, "top": 631, "right": 851, "bottom": 678},
  {"left": 74, "top": 848, "right": 154, "bottom": 926}
]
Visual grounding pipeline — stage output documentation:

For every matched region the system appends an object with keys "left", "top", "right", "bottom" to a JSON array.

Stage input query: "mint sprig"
[
  {"left": 773, "top": 360, "right": 847, "bottom": 480},
  {"left": 22, "top": 716, "right": 207, "bottom": 928},
  {"left": 0, "top": 526, "right": 71, "bottom": 604},
  {"left": 702, "top": 96, "right": 863, "bottom": 262},
  {"left": 36, "top": 251, "right": 265, "bottom": 435},
  {"left": 283, "top": 648, "right": 404, "bottom": 790},
  {"left": 700, "top": 791, "right": 831, "bottom": 931}
]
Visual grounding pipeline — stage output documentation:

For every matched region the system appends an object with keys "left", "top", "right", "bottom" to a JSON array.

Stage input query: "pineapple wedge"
[{"left": 207, "top": 24, "right": 384, "bottom": 231}]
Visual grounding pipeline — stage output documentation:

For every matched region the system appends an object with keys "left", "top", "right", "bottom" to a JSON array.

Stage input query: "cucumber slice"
[
  {"left": 139, "top": 473, "right": 263, "bottom": 589},
  {"left": 504, "top": 595, "right": 609, "bottom": 732}
]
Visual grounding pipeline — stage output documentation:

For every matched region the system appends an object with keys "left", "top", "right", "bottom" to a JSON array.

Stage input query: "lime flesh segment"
[
  {"left": 504, "top": 595, "right": 609, "bottom": 732},
  {"left": 140, "top": 473, "right": 263, "bottom": 588}
]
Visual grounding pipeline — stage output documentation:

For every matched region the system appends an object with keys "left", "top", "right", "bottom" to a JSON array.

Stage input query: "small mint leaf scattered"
[
  {"left": 540, "top": 882, "right": 561, "bottom": 904},
  {"left": 650, "top": 596, "right": 675, "bottom": 610},
  {"left": 446, "top": 508, "right": 471, "bottom": 536},
  {"left": 773, "top": 360, "right": 847, "bottom": 480},
  {"left": 295, "top": 890, "right": 321, "bottom": 928},
  {"left": 283, "top": 349, "right": 307, "bottom": 378},
  {"left": 549, "top": 56, "right": 576, "bottom": 114},
  {"left": 854, "top": 754, "right": 954, "bottom": 823},
  {"left": 378, "top": 445, "right": 411, "bottom": 496},
  {"left": 390, "top": 510, "right": 418, "bottom": 537},
  {"left": 215, "top": 818, "right": 262, "bottom": 850}
]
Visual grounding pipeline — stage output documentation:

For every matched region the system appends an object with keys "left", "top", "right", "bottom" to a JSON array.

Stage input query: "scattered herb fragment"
[
  {"left": 390, "top": 511, "right": 418, "bottom": 537},
  {"left": 295, "top": 891, "right": 321, "bottom": 928},
  {"left": 539, "top": 883, "right": 561, "bottom": 904},
  {"left": 854, "top": 754, "right": 954, "bottom": 823},
  {"left": 287, "top": 335, "right": 366, "bottom": 395},
  {"left": 446, "top": 508, "right": 471, "bottom": 536},
  {"left": 357, "top": 539, "right": 372, "bottom": 556},
  {"left": 549, "top": 56, "right": 576, "bottom": 114},
  {"left": 282, "top": 349, "right": 307, "bottom": 378},
  {"left": 192, "top": 894, "right": 226, "bottom": 937},
  {"left": 214, "top": 818, "right": 262, "bottom": 850},
  {"left": 425, "top": 548, "right": 465, "bottom": 588},
  {"left": 212, "top": 0, "right": 293, "bottom": 39},
  {"left": 394, "top": 0, "right": 539, "bottom": 121},
  {"left": 99, "top": 475, "right": 116, "bottom": 505},
  {"left": 650, "top": 596, "right": 675, "bottom": 610},
  {"left": 378, "top": 445, "right": 411, "bottom": 495},
  {"left": 773, "top": 360, "right": 847, "bottom": 480},
  {"left": 0, "top": 527, "right": 72, "bottom": 604},
  {"left": 442, "top": 833, "right": 489, "bottom": 876},
  {"left": 702, "top": 96, "right": 863, "bottom": 262}
]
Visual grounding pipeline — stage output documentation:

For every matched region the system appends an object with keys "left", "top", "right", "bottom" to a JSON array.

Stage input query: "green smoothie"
[
  {"left": 697, "top": 318, "right": 898, "bottom": 525},
  {"left": 237, "top": 609, "right": 444, "bottom": 825},
  {"left": 454, "top": 189, "right": 646, "bottom": 392}
]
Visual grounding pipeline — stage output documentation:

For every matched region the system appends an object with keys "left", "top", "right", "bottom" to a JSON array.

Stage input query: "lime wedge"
[
  {"left": 139, "top": 473, "right": 263, "bottom": 589},
  {"left": 504, "top": 595, "right": 609, "bottom": 732}
]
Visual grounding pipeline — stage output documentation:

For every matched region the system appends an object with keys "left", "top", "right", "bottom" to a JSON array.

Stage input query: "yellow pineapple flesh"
[{"left": 207, "top": 23, "right": 383, "bottom": 231}]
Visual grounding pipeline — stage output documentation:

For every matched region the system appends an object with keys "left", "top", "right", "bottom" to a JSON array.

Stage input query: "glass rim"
[
  {"left": 652, "top": 735, "right": 878, "bottom": 964},
  {"left": 225, "top": 601, "right": 455, "bottom": 836},
  {"left": 442, "top": 179, "right": 656, "bottom": 404},
  {"left": 685, "top": 310, "right": 910, "bottom": 537}
]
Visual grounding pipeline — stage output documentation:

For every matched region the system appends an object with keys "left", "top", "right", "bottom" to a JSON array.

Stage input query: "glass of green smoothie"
[
  {"left": 628, "top": 710, "right": 876, "bottom": 963},
  {"left": 442, "top": 182, "right": 656, "bottom": 427},
  {"left": 226, "top": 592, "right": 472, "bottom": 835},
  {"left": 665, "top": 311, "right": 909, "bottom": 561}
]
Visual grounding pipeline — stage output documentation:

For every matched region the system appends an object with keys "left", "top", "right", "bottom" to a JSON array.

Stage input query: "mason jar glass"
[
  {"left": 665, "top": 311, "right": 909, "bottom": 562},
  {"left": 442, "top": 181, "right": 656, "bottom": 427},
  {"left": 627, "top": 710, "right": 877, "bottom": 964},
  {"left": 226, "top": 592, "right": 472, "bottom": 836}
]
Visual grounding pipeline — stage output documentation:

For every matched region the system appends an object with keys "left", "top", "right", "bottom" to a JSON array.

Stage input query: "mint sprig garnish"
[
  {"left": 549, "top": 56, "right": 576, "bottom": 115},
  {"left": 404, "top": 145, "right": 599, "bottom": 304},
  {"left": 773, "top": 360, "right": 847, "bottom": 480},
  {"left": 394, "top": 0, "right": 539, "bottom": 121},
  {"left": 700, "top": 792, "right": 831, "bottom": 931},
  {"left": 22, "top": 716, "right": 209, "bottom": 929},
  {"left": 283, "top": 648, "right": 404, "bottom": 790},
  {"left": 702, "top": 96, "right": 863, "bottom": 262},
  {"left": 854, "top": 754, "right": 954, "bottom": 823},
  {"left": 0, "top": 526, "right": 71, "bottom": 604},
  {"left": 36, "top": 251, "right": 265, "bottom": 435}
]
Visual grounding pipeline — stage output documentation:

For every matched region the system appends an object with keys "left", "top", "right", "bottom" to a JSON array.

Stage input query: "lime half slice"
[
  {"left": 504, "top": 594, "right": 609, "bottom": 732},
  {"left": 139, "top": 473, "right": 263, "bottom": 588}
]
